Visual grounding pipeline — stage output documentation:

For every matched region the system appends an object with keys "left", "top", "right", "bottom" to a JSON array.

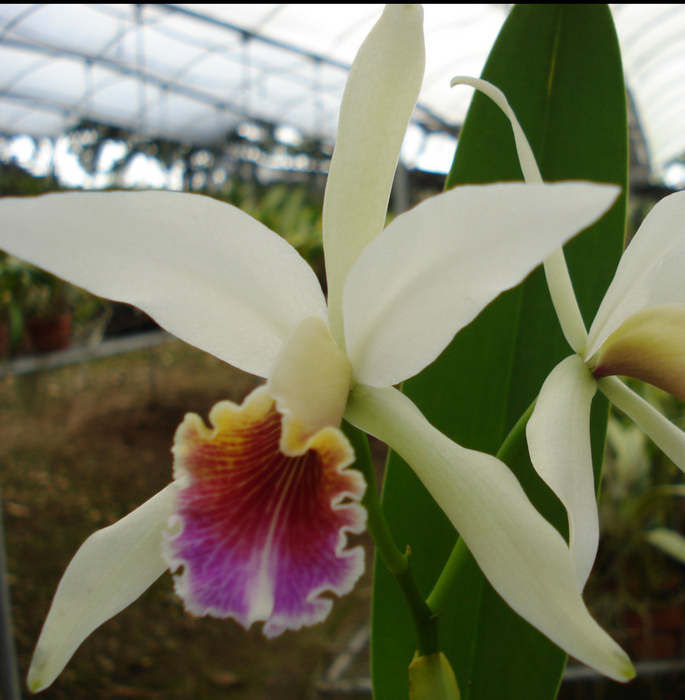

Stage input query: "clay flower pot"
[{"left": 27, "top": 313, "right": 72, "bottom": 353}]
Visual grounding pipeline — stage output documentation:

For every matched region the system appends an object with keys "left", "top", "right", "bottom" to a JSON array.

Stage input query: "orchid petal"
[
  {"left": 268, "top": 316, "right": 352, "bottom": 453},
  {"left": 526, "top": 356, "right": 598, "bottom": 590},
  {"left": 323, "top": 3, "right": 425, "bottom": 346},
  {"left": 27, "top": 482, "right": 179, "bottom": 693},
  {"left": 648, "top": 251, "right": 685, "bottom": 306},
  {"left": 0, "top": 192, "right": 327, "bottom": 377},
  {"left": 344, "top": 182, "right": 619, "bottom": 387},
  {"left": 344, "top": 384, "right": 634, "bottom": 682},
  {"left": 598, "top": 376, "right": 685, "bottom": 474},
  {"left": 587, "top": 190, "right": 685, "bottom": 358},
  {"left": 165, "top": 387, "right": 366, "bottom": 638}
]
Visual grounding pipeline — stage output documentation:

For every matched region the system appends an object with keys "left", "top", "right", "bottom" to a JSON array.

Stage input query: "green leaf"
[{"left": 371, "top": 5, "right": 627, "bottom": 700}]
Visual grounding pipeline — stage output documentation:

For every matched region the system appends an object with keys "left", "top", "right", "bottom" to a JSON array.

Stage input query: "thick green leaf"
[{"left": 371, "top": 5, "right": 627, "bottom": 700}]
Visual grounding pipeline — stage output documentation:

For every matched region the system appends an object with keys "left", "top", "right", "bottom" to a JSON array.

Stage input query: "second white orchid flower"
[
  {"left": 528, "top": 192, "right": 685, "bottom": 591},
  {"left": 459, "top": 74, "right": 685, "bottom": 603},
  {"left": 1, "top": 6, "right": 632, "bottom": 692}
]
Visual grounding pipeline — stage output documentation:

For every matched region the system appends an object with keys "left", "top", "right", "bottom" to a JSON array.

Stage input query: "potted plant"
[
  {"left": 0, "top": 253, "right": 33, "bottom": 358},
  {"left": 0, "top": 252, "right": 110, "bottom": 358},
  {"left": 20, "top": 266, "right": 73, "bottom": 352}
]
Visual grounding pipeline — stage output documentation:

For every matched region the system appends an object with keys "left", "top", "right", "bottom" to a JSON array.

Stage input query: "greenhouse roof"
[{"left": 1, "top": 4, "right": 685, "bottom": 177}]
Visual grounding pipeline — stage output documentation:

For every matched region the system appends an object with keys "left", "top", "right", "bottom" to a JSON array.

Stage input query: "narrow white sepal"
[
  {"left": 0, "top": 192, "right": 327, "bottom": 377},
  {"left": 598, "top": 376, "right": 685, "bottom": 473},
  {"left": 450, "top": 77, "right": 591, "bottom": 355},
  {"left": 450, "top": 77, "right": 542, "bottom": 184},
  {"left": 527, "top": 356, "right": 599, "bottom": 590},
  {"left": 28, "top": 482, "right": 179, "bottom": 692},
  {"left": 323, "top": 3, "right": 425, "bottom": 346},
  {"left": 344, "top": 384, "right": 634, "bottom": 682},
  {"left": 544, "top": 250, "right": 589, "bottom": 355}
]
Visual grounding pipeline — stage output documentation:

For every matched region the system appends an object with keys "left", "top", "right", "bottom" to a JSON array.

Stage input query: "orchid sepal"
[
  {"left": 450, "top": 77, "right": 590, "bottom": 354},
  {"left": 27, "top": 482, "right": 181, "bottom": 693},
  {"left": 323, "top": 3, "right": 425, "bottom": 345},
  {"left": 345, "top": 384, "right": 634, "bottom": 682},
  {"left": 526, "top": 355, "right": 598, "bottom": 590},
  {"left": 598, "top": 377, "right": 685, "bottom": 474}
]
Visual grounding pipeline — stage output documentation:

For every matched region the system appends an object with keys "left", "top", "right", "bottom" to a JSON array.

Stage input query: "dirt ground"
[{"left": 0, "top": 340, "right": 373, "bottom": 700}]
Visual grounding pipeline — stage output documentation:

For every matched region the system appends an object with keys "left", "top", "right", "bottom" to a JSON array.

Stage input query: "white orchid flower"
[
  {"left": 528, "top": 192, "right": 685, "bottom": 591},
  {"left": 2, "top": 6, "right": 633, "bottom": 691},
  {"left": 460, "top": 74, "right": 685, "bottom": 602}
]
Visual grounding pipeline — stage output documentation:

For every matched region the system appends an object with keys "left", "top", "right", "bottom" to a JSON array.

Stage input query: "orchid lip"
[
  {"left": 164, "top": 386, "right": 367, "bottom": 637},
  {"left": 590, "top": 305, "right": 685, "bottom": 403}
]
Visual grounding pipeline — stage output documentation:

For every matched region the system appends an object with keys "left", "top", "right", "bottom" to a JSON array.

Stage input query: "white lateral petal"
[
  {"left": 526, "top": 356, "right": 598, "bottom": 590},
  {"left": 344, "top": 384, "right": 634, "bottom": 682},
  {"left": 28, "top": 482, "right": 179, "bottom": 692},
  {"left": 344, "top": 182, "right": 619, "bottom": 387},
  {"left": 323, "top": 4, "right": 425, "bottom": 346},
  {"left": 598, "top": 376, "right": 685, "bottom": 473},
  {"left": 0, "top": 192, "right": 327, "bottom": 377},
  {"left": 587, "top": 190, "right": 685, "bottom": 358}
]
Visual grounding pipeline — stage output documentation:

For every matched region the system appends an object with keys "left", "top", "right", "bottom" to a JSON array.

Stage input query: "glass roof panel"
[{"left": 1, "top": 4, "right": 684, "bottom": 179}]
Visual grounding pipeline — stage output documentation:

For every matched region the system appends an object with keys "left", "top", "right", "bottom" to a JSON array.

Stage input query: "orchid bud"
[{"left": 408, "top": 651, "right": 461, "bottom": 700}]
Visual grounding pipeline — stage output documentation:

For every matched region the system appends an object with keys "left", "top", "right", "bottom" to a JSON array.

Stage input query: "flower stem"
[
  {"left": 342, "top": 421, "right": 439, "bottom": 655},
  {"left": 395, "top": 557, "right": 440, "bottom": 656},
  {"left": 426, "top": 399, "right": 537, "bottom": 615},
  {"left": 425, "top": 538, "right": 470, "bottom": 616},
  {"left": 342, "top": 421, "right": 408, "bottom": 575}
]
